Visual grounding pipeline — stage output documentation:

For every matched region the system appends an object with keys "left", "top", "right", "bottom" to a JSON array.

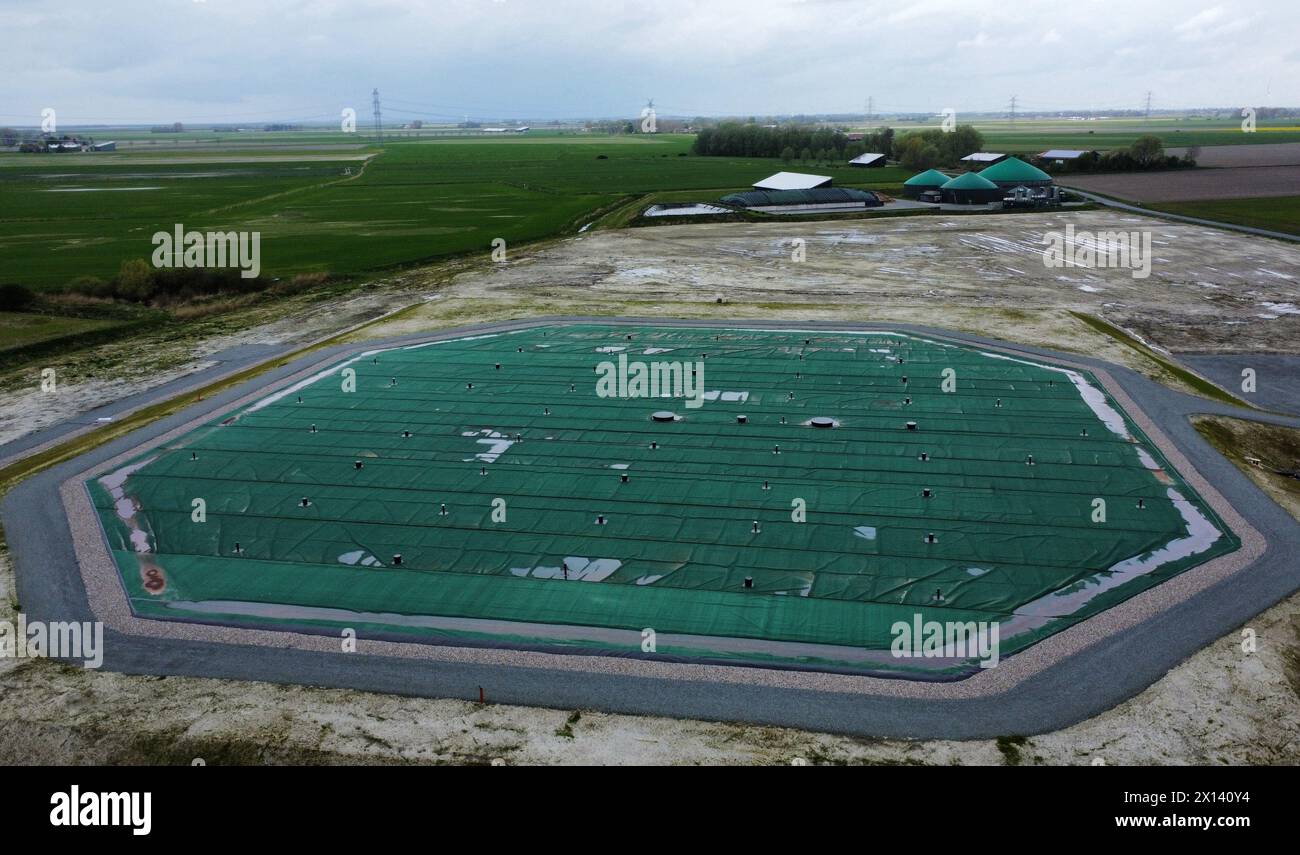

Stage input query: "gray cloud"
[{"left": 1, "top": 0, "right": 1295, "bottom": 125}]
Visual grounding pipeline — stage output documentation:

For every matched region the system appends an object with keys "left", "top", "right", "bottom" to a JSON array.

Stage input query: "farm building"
[
  {"left": 978, "top": 156, "right": 1054, "bottom": 188},
  {"left": 720, "top": 187, "right": 882, "bottom": 213},
  {"left": 940, "top": 172, "right": 1002, "bottom": 204},
  {"left": 752, "top": 172, "right": 833, "bottom": 191},
  {"left": 89, "top": 141, "right": 116, "bottom": 152},
  {"left": 960, "top": 152, "right": 1008, "bottom": 167},
  {"left": 1002, "top": 184, "right": 1062, "bottom": 207},
  {"left": 848, "top": 152, "right": 887, "bottom": 168},
  {"left": 902, "top": 168, "right": 951, "bottom": 199},
  {"left": 1040, "top": 149, "right": 1095, "bottom": 164},
  {"left": 643, "top": 202, "right": 730, "bottom": 218},
  {"left": 45, "top": 139, "right": 83, "bottom": 152}
]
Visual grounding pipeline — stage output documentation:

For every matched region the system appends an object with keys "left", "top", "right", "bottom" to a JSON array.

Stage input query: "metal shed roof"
[
  {"left": 960, "top": 152, "right": 1007, "bottom": 163},
  {"left": 752, "top": 171, "right": 833, "bottom": 191},
  {"left": 720, "top": 188, "right": 880, "bottom": 208},
  {"left": 1040, "top": 149, "right": 1091, "bottom": 159},
  {"left": 847, "top": 153, "right": 886, "bottom": 166}
]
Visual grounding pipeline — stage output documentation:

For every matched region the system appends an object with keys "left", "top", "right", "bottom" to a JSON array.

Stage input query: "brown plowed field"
[
  {"left": 1167, "top": 142, "right": 1300, "bottom": 167},
  {"left": 1062, "top": 165, "right": 1300, "bottom": 202}
]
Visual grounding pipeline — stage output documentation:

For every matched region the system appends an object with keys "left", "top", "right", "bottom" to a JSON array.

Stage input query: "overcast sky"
[{"left": 2, "top": 0, "right": 1297, "bottom": 125}]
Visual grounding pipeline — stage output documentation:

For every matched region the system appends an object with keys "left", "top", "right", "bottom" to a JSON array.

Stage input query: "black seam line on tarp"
[
  {"left": 120, "top": 451, "right": 1187, "bottom": 496},
  {"left": 101, "top": 492, "right": 1187, "bottom": 544}
]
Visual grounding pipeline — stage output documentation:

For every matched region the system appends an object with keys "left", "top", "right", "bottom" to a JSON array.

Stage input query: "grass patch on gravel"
[
  {"left": 1070, "top": 312, "right": 1252, "bottom": 408},
  {"left": 1149, "top": 196, "right": 1300, "bottom": 238},
  {"left": 1193, "top": 415, "right": 1300, "bottom": 522}
]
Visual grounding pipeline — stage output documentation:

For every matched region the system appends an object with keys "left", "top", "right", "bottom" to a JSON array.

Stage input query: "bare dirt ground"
[
  {"left": 387, "top": 209, "right": 1299, "bottom": 356},
  {"left": 1062, "top": 166, "right": 1300, "bottom": 201},
  {"left": 1195, "top": 416, "right": 1300, "bottom": 522},
  {"left": 1167, "top": 143, "right": 1300, "bottom": 168}
]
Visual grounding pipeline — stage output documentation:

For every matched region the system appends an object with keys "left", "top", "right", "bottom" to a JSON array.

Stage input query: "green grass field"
[
  {"left": 1148, "top": 196, "right": 1300, "bottom": 237},
  {"left": 882, "top": 116, "right": 1300, "bottom": 153},
  {"left": 90, "top": 323, "right": 1238, "bottom": 673},
  {"left": 0, "top": 134, "right": 905, "bottom": 290},
  {"left": 4, "top": 118, "right": 1295, "bottom": 292},
  {"left": 0, "top": 159, "right": 356, "bottom": 288},
  {"left": 0, "top": 311, "right": 126, "bottom": 351}
]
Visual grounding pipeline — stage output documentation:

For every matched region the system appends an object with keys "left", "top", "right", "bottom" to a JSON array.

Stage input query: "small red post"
[{"left": 479, "top": 686, "right": 485, "bottom": 704}]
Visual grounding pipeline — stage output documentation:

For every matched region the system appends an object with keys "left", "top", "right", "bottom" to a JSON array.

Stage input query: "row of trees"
[
  {"left": 780, "top": 146, "right": 858, "bottom": 166},
  {"left": 693, "top": 123, "right": 895, "bottom": 160},
  {"left": 693, "top": 122, "right": 989, "bottom": 169},
  {"left": 1042, "top": 136, "right": 1196, "bottom": 173},
  {"left": 892, "top": 126, "right": 985, "bottom": 170},
  {"left": 689, "top": 123, "right": 1197, "bottom": 175},
  {"left": 66, "top": 259, "right": 270, "bottom": 305}
]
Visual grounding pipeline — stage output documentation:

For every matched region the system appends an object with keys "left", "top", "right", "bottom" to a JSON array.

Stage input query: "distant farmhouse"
[{"left": 17, "top": 135, "right": 116, "bottom": 154}]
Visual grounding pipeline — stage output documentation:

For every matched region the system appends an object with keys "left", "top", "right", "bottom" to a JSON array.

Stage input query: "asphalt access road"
[
  {"left": 0, "top": 344, "right": 291, "bottom": 463},
  {"left": 4, "top": 318, "right": 1300, "bottom": 739},
  {"left": 1179, "top": 353, "right": 1300, "bottom": 417}
]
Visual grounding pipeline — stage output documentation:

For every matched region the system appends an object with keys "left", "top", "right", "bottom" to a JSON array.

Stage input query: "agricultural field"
[
  {"left": 1166, "top": 142, "right": 1300, "bottom": 167},
  {"left": 0, "top": 159, "right": 358, "bottom": 288},
  {"left": 1150, "top": 196, "right": 1300, "bottom": 237},
  {"left": 1059, "top": 166, "right": 1300, "bottom": 202},
  {"left": 4, "top": 119, "right": 1295, "bottom": 294},
  {"left": 1040, "top": 139, "right": 1300, "bottom": 235},
  {"left": 0, "top": 311, "right": 126, "bottom": 352},
  {"left": 0, "top": 133, "right": 905, "bottom": 290},
  {"left": 881, "top": 116, "right": 1300, "bottom": 153}
]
